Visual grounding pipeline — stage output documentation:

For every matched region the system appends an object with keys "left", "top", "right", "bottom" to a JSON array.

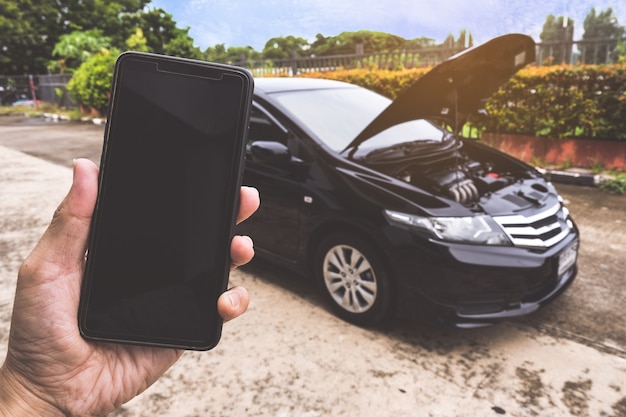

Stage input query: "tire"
[{"left": 314, "top": 232, "right": 393, "bottom": 326}]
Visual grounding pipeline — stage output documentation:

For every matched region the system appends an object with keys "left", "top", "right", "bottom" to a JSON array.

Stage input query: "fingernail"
[
  {"left": 243, "top": 186, "right": 260, "bottom": 199},
  {"left": 244, "top": 235, "right": 253, "bottom": 248},
  {"left": 72, "top": 159, "right": 78, "bottom": 182},
  {"left": 228, "top": 290, "right": 241, "bottom": 309}
]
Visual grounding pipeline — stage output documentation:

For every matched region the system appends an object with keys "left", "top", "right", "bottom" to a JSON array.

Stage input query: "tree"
[
  {"left": 125, "top": 28, "right": 150, "bottom": 52},
  {"left": 581, "top": 7, "right": 624, "bottom": 64},
  {"left": 441, "top": 30, "right": 474, "bottom": 52},
  {"left": 0, "top": 0, "right": 146, "bottom": 75},
  {"left": 51, "top": 30, "right": 111, "bottom": 73},
  {"left": 126, "top": 8, "right": 182, "bottom": 54},
  {"left": 0, "top": 0, "right": 64, "bottom": 74},
  {"left": 204, "top": 45, "right": 261, "bottom": 64},
  {"left": 118, "top": 8, "right": 203, "bottom": 58},
  {"left": 617, "top": 39, "right": 626, "bottom": 63},
  {"left": 63, "top": 0, "right": 150, "bottom": 48},
  {"left": 204, "top": 44, "right": 229, "bottom": 63},
  {"left": 539, "top": 14, "right": 574, "bottom": 65},
  {"left": 262, "top": 35, "right": 309, "bottom": 60},
  {"left": 454, "top": 29, "right": 473, "bottom": 49},
  {"left": 163, "top": 29, "right": 203, "bottom": 59},
  {"left": 309, "top": 31, "right": 405, "bottom": 56},
  {"left": 0, "top": 1, "right": 192, "bottom": 75},
  {"left": 402, "top": 36, "right": 437, "bottom": 49}
]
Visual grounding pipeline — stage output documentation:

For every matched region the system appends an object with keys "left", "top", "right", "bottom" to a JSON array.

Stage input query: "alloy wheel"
[{"left": 322, "top": 244, "right": 378, "bottom": 314}]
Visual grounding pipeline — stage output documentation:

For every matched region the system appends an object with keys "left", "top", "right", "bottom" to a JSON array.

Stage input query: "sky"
[{"left": 147, "top": 0, "right": 626, "bottom": 51}]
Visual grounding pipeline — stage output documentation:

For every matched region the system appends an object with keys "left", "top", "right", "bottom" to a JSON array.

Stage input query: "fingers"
[
  {"left": 20, "top": 159, "right": 99, "bottom": 279},
  {"left": 61, "top": 159, "right": 99, "bottom": 222},
  {"left": 236, "top": 186, "right": 260, "bottom": 225},
  {"left": 20, "top": 158, "right": 255, "bottom": 327},
  {"left": 230, "top": 235, "right": 254, "bottom": 270},
  {"left": 222, "top": 189, "right": 257, "bottom": 323},
  {"left": 217, "top": 286, "right": 250, "bottom": 322},
  {"left": 232, "top": 186, "right": 258, "bottom": 271}
]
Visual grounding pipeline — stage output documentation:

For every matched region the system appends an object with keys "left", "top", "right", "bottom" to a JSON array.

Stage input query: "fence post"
[
  {"left": 29, "top": 75, "right": 38, "bottom": 107},
  {"left": 290, "top": 50, "right": 298, "bottom": 76},
  {"left": 564, "top": 23, "right": 574, "bottom": 64}
]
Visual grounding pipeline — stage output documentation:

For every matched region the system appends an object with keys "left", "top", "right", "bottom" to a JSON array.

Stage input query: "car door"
[{"left": 237, "top": 104, "right": 303, "bottom": 262}]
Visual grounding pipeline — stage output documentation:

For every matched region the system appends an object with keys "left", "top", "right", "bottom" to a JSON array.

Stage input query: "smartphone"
[{"left": 78, "top": 52, "right": 254, "bottom": 350}]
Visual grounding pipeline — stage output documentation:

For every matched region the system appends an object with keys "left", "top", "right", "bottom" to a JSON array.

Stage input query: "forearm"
[{"left": 0, "top": 364, "right": 64, "bottom": 417}]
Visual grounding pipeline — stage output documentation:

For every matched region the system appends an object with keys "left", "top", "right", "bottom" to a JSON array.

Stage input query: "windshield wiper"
[{"left": 364, "top": 140, "right": 440, "bottom": 162}]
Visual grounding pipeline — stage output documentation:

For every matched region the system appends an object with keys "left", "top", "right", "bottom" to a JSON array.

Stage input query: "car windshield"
[{"left": 270, "top": 87, "right": 447, "bottom": 152}]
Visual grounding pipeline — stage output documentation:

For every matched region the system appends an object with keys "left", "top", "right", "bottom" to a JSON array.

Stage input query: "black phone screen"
[{"left": 79, "top": 53, "right": 252, "bottom": 350}]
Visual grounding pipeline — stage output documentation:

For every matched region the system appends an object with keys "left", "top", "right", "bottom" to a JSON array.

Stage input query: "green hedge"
[
  {"left": 67, "top": 49, "right": 118, "bottom": 115},
  {"left": 302, "top": 64, "right": 626, "bottom": 140}
]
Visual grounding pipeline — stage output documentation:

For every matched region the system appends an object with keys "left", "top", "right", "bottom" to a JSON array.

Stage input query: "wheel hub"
[{"left": 322, "top": 244, "right": 377, "bottom": 314}]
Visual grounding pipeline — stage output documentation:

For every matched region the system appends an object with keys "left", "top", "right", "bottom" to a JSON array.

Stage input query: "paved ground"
[{"left": 1, "top": 117, "right": 625, "bottom": 416}]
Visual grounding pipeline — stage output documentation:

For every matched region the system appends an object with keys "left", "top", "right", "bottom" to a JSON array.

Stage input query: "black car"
[{"left": 237, "top": 34, "right": 579, "bottom": 327}]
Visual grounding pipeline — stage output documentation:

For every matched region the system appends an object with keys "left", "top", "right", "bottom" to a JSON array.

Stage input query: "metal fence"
[
  {"left": 238, "top": 37, "right": 625, "bottom": 76},
  {"left": 238, "top": 45, "right": 468, "bottom": 77},
  {"left": 537, "top": 37, "right": 625, "bottom": 65},
  {"left": 0, "top": 74, "right": 73, "bottom": 107},
  {"left": 2, "top": 36, "right": 623, "bottom": 107},
  {"left": 37, "top": 74, "right": 74, "bottom": 107}
]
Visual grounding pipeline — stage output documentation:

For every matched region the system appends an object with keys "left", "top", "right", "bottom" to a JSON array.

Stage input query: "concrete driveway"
[{"left": 0, "top": 118, "right": 624, "bottom": 416}]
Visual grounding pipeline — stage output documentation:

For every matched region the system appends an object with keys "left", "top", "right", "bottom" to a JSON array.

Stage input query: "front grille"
[{"left": 493, "top": 203, "right": 572, "bottom": 249}]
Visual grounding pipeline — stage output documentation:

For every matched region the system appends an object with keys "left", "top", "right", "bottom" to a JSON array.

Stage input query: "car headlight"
[{"left": 384, "top": 210, "right": 512, "bottom": 245}]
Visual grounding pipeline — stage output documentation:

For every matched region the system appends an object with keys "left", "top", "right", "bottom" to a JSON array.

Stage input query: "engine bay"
[{"left": 360, "top": 137, "right": 546, "bottom": 207}]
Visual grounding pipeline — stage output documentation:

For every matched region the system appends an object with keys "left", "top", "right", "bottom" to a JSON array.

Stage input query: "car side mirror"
[{"left": 249, "top": 141, "right": 291, "bottom": 163}]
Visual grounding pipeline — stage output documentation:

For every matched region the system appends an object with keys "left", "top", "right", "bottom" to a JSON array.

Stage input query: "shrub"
[
  {"left": 601, "top": 173, "right": 626, "bottom": 195},
  {"left": 301, "top": 67, "right": 430, "bottom": 99},
  {"left": 483, "top": 64, "right": 626, "bottom": 139},
  {"left": 67, "top": 49, "right": 119, "bottom": 115},
  {"left": 301, "top": 63, "right": 626, "bottom": 141}
]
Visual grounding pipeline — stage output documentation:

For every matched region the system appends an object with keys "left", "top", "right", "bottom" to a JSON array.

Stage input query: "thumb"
[{"left": 21, "top": 159, "right": 99, "bottom": 279}]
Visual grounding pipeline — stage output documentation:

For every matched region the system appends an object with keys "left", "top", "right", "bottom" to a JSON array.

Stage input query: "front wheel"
[{"left": 314, "top": 232, "right": 393, "bottom": 326}]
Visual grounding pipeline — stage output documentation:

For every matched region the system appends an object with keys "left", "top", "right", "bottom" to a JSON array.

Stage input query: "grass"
[
  {"left": 600, "top": 172, "right": 626, "bottom": 195},
  {"left": 0, "top": 103, "right": 81, "bottom": 120}
]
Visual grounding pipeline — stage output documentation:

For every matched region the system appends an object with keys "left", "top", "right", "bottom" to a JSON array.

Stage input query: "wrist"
[{"left": 0, "top": 364, "right": 64, "bottom": 417}]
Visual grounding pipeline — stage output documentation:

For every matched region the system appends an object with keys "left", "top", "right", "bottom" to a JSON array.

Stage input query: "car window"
[
  {"left": 248, "top": 104, "right": 314, "bottom": 164},
  {"left": 249, "top": 107, "right": 288, "bottom": 145}
]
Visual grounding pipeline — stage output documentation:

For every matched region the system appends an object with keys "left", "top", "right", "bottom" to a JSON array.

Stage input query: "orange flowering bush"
[
  {"left": 301, "top": 67, "right": 431, "bottom": 99},
  {"left": 300, "top": 63, "right": 626, "bottom": 140},
  {"left": 483, "top": 64, "right": 626, "bottom": 139}
]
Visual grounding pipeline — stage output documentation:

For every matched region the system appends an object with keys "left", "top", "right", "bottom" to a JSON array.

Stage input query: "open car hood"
[{"left": 344, "top": 34, "right": 535, "bottom": 152}]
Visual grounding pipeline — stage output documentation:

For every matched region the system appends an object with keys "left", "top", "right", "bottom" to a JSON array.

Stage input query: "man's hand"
[{"left": 0, "top": 158, "right": 259, "bottom": 417}]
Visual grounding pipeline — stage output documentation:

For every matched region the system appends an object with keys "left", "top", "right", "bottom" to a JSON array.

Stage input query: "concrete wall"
[{"left": 481, "top": 133, "right": 626, "bottom": 171}]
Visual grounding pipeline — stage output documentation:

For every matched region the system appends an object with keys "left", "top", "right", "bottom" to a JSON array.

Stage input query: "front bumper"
[{"left": 389, "top": 227, "right": 579, "bottom": 326}]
